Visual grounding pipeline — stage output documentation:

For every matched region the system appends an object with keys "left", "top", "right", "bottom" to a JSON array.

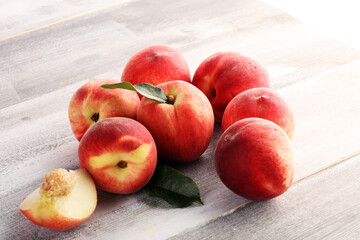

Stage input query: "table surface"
[{"left": 1, "top": 0, "right": 360, "bottom": 239}]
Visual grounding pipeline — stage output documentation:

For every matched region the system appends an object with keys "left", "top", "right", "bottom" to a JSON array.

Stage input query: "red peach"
[
  {"left": 192, "top": 52, "right": 270, "bottom": 121},
  {"left": 222, "top": 87, "right": 295, "bottom": 140},
  {"left": 68, "top": 79, "right": 140, "bottom": 141},
  {"left": 121, "top": 45, "right": 191, "bottom": 87},
  {"left": 78, "top": 117, "right": 157, "bottom": 194},
  {"left": 137, "top": 81, "right": 214, "bottom": 163},
  {"left": 215, "top": 118, "right": 294, "bottom": 201}
]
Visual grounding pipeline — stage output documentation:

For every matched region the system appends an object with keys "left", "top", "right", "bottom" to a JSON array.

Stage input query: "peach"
[
  {"left": 68, "top": 79, "right": 140, "bottom": 141},
  {"left": 222, "top": 87, "right": 295, "bottom": 139},
  {"left": 215, "top": 118, "right": 294, "bottom": 201},
  {"left": 78, "top": 117, "right": 157, "bottom": 194},
  {"left": 19, "top": 168, "right": 97, "bottom": 231},
  {"left": 121, "top": 45, "right": 191, "bottom": 87},
  {"left": 192, "top": 52, "right": 270, "bottom": 121},
  {"left": 137, "top": 81, "right": 214, "bottom": 162}
]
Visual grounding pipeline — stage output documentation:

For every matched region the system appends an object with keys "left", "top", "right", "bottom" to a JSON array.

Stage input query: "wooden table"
[{"left": 1, "top": 0, "right": 360, "bottom": 239}]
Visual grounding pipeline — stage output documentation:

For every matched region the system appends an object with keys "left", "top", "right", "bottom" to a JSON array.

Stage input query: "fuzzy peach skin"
[
  {"left": 19, "top": 168, "right": 97, "bottom": 231},
  {"left": 137, "top": 81, "right": 214, "bottom": 163},
  {"left": 121, "top": 45, "right": 191, "bottom": 87},
  {"left": 78, "top": 117, "right": 157, "bottom": 194},
  {"left": 68, "top": 79, "right": 140, "bottom": 141},
  {"left": 222, "top": 87, "right": 295, "bottom": 140},
  {"left": 215, "top": 118, "right": 294, "bottom": 201},
  {"left": 192, "top": 52, "right": 270, "bottom": 122}
]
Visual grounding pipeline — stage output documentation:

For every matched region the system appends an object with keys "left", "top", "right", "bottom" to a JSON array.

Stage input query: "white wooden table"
[{"left": 1, "top": 0, "right": 360, "bottom": 239}]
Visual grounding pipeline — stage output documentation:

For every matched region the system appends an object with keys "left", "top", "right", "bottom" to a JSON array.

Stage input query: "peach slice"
[{"left": 19, "top": 168, "right": 97, "bottom": 231}]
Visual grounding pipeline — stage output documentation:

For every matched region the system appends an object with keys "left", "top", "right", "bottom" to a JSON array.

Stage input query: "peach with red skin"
[
  {"left": 78, "top": 117, "right": 157, "bottom": 194},
  {"left": 192, "top": 52, "right": 270, "bottom": 121},
  {"left": 215, "top": 118, "right": 294, "bottom": 201},
  {"left": 137, "top": 81, "right": 214, "bottom": 163},
  {"left": 68, "top": 79, "right": 140, "bottom": 141},
  {"left": 222, "top": 87, "right": 295, "bottom": 140},
  {"left": 122, "top": 45, "right": 191, "bottom": 87}
]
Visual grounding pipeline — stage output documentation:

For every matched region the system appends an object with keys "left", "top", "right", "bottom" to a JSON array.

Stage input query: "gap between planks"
[{"left": 0, "top": 0, "right": 134, "bottom": 43}]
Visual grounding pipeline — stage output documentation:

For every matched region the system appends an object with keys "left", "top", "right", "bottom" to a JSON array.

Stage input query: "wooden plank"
[
  {"left": 0, "top": 79, "right": 20, "bottom": 108},
  {"left": 279, "top": 59, "right": 360, "bottom": 181},
  {"left": 1, "top": 0, "right": 359, "bottom": 109},
  {"left": 0, "top": 0, "right": 126, "bottom": 40},
  {"left": 170, "top": 154, "right": 360, "bottom": 240}
]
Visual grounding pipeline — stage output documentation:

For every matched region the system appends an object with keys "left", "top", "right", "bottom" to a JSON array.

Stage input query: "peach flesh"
[{"left": 19, "top": 168, "right": 97, "bottom": 231}]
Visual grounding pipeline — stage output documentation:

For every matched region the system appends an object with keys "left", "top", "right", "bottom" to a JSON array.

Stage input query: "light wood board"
[{"left": 171, "top": 153, "right": 360, "bottom": 240}]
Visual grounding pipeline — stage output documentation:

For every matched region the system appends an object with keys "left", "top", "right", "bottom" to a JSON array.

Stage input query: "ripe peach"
[
  {"left": 121, "top": 45, "right": 191, "bottom": 87},
  {"left": 192, "top": 52, "right": 270, "bottom": 121},
  {"left": 222, "top": 87, "right": 295, "bottom": 140},
  {"left": 215, "top": 118, "right": 294, "bottom": 201},
  {"left": 78, "top": 117, "right": 157, "bottom": 194},
  {"left": 137, "top": 81, "right": 214, "bottom": 162},
  {"left": 69, "top": 79, "right": 140, "bottom": 141}
]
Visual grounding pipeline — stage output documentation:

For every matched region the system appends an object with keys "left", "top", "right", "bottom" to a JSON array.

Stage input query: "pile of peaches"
[{"left": 19, "top": 45, "right": 294, "bottom": 231}]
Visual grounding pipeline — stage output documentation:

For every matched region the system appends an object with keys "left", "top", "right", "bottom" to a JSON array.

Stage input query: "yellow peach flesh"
[
  {"left": 20, "top": 169, "right": 96, "bottom": 221},
  {"left": 89, "top": 143, "right": 151, "bottom": 181}
]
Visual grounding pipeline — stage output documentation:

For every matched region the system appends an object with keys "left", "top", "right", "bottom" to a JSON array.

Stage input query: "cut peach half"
[{"left": 19, "top": 168, "right": 97, "bottom": 231}]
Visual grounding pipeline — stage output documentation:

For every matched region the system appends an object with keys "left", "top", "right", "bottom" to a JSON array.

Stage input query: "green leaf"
[
  {"left": 101, "top": 82, "right": 137, "bottom": 91},
  {"left": 101, "top": 82, "right": 168, "bottom": 103},
  {"left": 134, "top": 83, "right": 168, "bottom": 103},
  {"left": 143, "top": 166, "right": 203, "bottom": 208}
]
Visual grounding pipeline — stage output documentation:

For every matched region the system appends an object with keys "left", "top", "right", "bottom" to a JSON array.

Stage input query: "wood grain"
[
  {"left": 0, "top": 0, "right": 127, "bottom": 40},
  {"left": 1, "top": 0, "right": 360, "bottom": 239},
  {"left": 1, "top": 0, "right": 359, "bottom": 109}
]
